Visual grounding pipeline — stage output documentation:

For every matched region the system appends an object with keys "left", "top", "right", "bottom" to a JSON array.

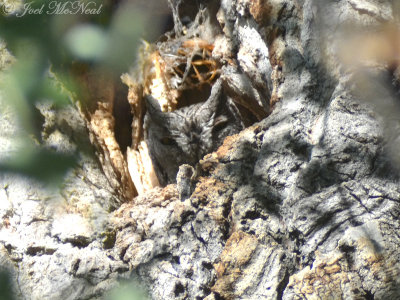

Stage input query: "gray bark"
[{"left": 1, "top": 0, "right": 400, "bottom": 299}]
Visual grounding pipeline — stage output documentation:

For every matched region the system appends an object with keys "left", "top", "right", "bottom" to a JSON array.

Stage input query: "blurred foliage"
[
  {"left": 0, "top": 141, "right": 78, "bottom": 185},
  {"left": 0, "top": 270, "right": 14, "bottom": 300},
  {"left": 104, "top": 281, "right": 149, "bottom": 300},
  {"left": 0, "top": 269, "right": 15, "bottom": 300},
  {"left": 0, "top": 0, "right": 163, "bottom": 186}
]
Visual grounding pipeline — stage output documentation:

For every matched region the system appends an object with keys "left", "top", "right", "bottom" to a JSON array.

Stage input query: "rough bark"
[{"left": 1, "top": 0, "right": 400, "bottom": 299}]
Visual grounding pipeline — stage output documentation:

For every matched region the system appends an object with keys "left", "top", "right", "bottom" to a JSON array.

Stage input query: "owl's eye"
[
  {"left": 213, "top": 115, "right": 229, "bottom": 132},
  {"left": 160, "top": 136, "right": 176, "bottom": 146}
]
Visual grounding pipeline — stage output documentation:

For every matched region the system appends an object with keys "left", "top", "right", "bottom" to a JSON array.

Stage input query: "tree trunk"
[{"left": 1, "top": 0, "right": 400, "bottom": 299}]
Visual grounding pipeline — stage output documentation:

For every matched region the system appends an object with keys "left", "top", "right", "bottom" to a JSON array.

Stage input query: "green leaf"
[
  {"left": 0, "top": 146, "right": 77, "bottom": 185},
  {"left": 64, "top": 24, "right": 107, "bottom": 61}
]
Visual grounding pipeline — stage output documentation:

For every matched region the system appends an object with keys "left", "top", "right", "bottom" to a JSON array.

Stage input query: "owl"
[{"left": 144, "top": 80, "right": 244, "bottom": 185}]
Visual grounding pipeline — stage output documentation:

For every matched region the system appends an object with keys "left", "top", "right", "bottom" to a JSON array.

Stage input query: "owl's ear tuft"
[
  {"left": 205, "top": 79, "right": 223, "bottom": 110},
  {"left": 145, "top": 95, "right": 162, "bottom": 113},
  {"left": 145, "top": 95, "right": 165, "bottom": 123},
  {"left": 198, "top": 79, "right": 224, "bottom": 122}
]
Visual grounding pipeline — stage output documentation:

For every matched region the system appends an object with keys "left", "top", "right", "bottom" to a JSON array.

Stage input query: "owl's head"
[{"left": 144, "top": 80, "right": 244, "bottom": 184}]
